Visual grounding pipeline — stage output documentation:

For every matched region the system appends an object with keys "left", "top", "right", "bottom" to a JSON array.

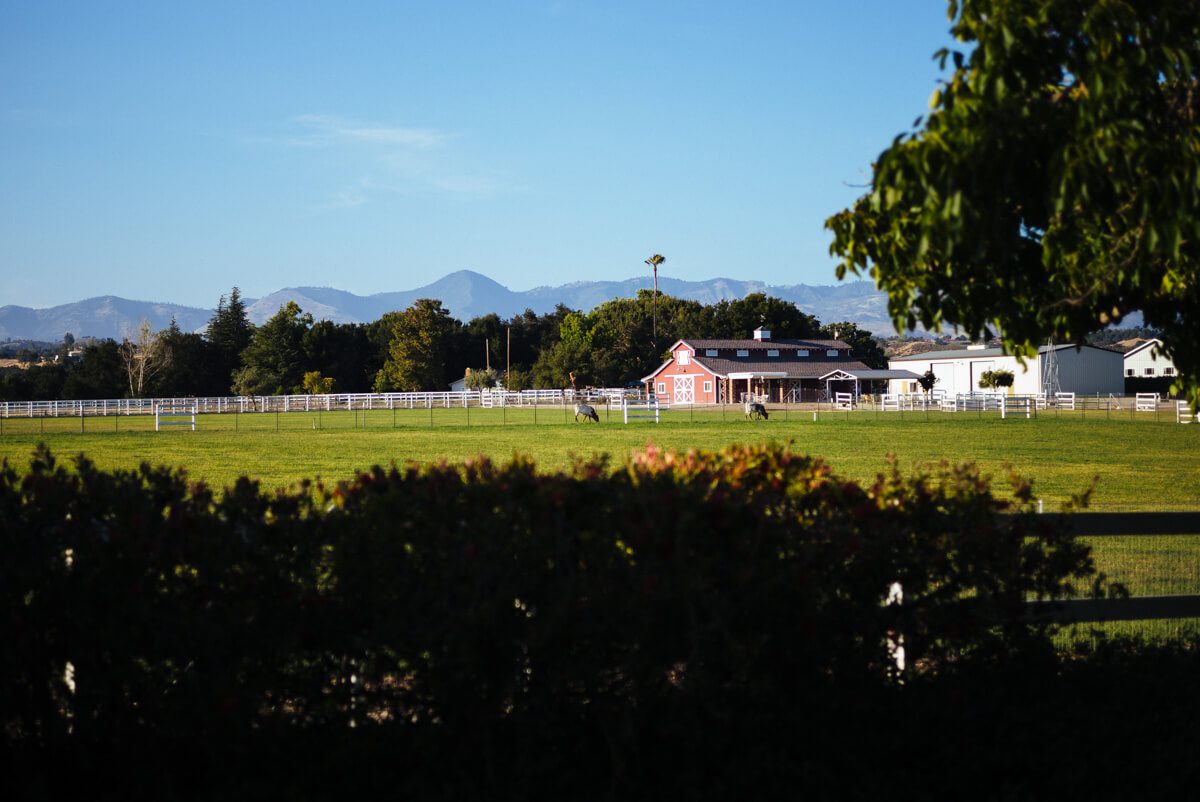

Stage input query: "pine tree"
[
  {"left": 207, "top": 287, "right": 253, "bottom": 392},
  {"left": 232, "top": 301, "right": 311, "bottom": 396}
]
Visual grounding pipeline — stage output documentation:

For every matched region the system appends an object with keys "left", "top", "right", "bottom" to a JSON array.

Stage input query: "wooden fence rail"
[{"left": 1023, "top": 512, "right": 1200, "bottom": 624}]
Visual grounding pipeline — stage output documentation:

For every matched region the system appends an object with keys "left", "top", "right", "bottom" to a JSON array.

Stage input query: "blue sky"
[{"left": 1, "top": 1, "right": 955, "bottom": 309}]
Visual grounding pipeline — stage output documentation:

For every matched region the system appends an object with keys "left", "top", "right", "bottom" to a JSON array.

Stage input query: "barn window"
[
  {"left": 1126, "top": 369, "right": 1135, "bottom": 376},
  {"left": 703, "top": 381, "right": 712, "bottom": 393},
  {"left": 705, "top": 349, "right": 718, "bottom": 357},
  {"left": 677, "top": 351, "right": 690, "bottom": 365},
  {"left": 798, "top": 349, "right": 809, "bottom": 357},
  {"left": 736, "top": 349, "right": 749, "bottom": 357},
  {"left": 767, "top": 349, "right": 779, "bottom": 357},
  {"left": 1165, "top": 367, "right": 1175, "bottom": 375},
  {"left": 1145, "top": 367, "right": 1155, "bottom": 376},
  {"left": 826, "top": 349, "right": 838, "bottom": 357},
  {"left": 657, "top": 382, "right": 666, "bottom": 394}
]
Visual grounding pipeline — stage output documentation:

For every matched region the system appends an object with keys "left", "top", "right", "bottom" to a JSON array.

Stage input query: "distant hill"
[
  {"left": 0, "top": 270, "right": 899, "bottom": 341},
  {"left": 0, "top": 296, "right": 213, "bottom": 343},
  {"left": 242, "top": 270, "right": 898, "bottom": 332}
]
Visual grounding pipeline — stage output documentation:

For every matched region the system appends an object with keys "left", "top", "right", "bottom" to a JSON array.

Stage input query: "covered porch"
[
  {"left": 726, "top": 371, "right": 789, "bottom": 403},
  {"left": 819, "top": 368, "right": 922, "bottom": 399}
]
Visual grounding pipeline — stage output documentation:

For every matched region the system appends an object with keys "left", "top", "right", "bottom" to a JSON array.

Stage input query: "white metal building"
[
  {"left": 888, "top": 343, "right": 1123, "bottom": 397},
  {"left": 1123, "top": 339, "right": 1178, "bottom": 380}
]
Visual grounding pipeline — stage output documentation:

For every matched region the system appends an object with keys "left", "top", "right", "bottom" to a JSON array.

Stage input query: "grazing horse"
[
  {"left": 574, "top": 403, "right": 600, "bottom": 423},
  {"left": 745, "top": 401, "right": 769, "bottom": 420}
]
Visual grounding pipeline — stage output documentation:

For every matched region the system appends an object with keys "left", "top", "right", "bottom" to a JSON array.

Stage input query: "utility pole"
[
  {"left": 506, "top": 327, "right": 511, "bottom": 386},
  {"left": 645, "top": 254, "right": 665, "bottom": 356}
]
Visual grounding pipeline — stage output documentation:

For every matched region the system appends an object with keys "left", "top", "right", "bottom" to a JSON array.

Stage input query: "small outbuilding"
[
  {"left": 1123, "top": 339, "right": 1179, "bottom": 396},
  {"left": 888, "top": 343, "right": 1123, "bottom": 397}
]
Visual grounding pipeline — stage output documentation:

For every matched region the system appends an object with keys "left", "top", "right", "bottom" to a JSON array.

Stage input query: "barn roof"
[
  {"left": 1122, "top": 338, "right": 1165, "bottom": 360},
  {"left": 680, "top": 337, "right": 851, "bottom": 350},
  {"left": 892, "top": 343, "right": 1122, "bottom": 362},
  {"left": 891, "top": 347, "right": 1004, "bottom": 361},
  {"left": 698, "top": 356, "right": 870, "bottom": 378},
  {"left": 820, "top": 368, "right": 922, "bottom": 380}
]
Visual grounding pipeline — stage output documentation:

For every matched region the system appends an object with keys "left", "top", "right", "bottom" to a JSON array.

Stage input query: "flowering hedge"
[{"left": 5, "top": 443, "right": 1188, "bottom": 799}]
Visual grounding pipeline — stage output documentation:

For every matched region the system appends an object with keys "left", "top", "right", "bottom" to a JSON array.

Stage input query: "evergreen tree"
[
  {"left": 232, "top": 301, "right": 312, "bottom": 396},
  {"left": 302, "top": 321, "right": 374, "bottom": 392},
  {"left": 150, "top": 319, "right": 223, "bottom": 397},
  {"left": 207, "top": 287, "right": 253, "bottom": 391}
]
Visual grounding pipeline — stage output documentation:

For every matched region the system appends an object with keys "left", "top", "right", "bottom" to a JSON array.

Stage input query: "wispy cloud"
[
  {"left": 265, "top": 114, "right": 512, "bottom": 206},
  {"left": 320, "top": 182, "right": 370, "bottom": 209},
  {"left": 290, "top": 114, "right": 446, "bottom": 149}
]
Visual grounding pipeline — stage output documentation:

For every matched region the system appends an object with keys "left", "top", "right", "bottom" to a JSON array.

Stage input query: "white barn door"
[{"left": 674, "top": 375, "right": 695, "bottom": 405}]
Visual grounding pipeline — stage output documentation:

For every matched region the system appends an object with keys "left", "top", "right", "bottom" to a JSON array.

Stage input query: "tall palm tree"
[{"left": 645, "top": 254, "right": 665, "bottom": 356}]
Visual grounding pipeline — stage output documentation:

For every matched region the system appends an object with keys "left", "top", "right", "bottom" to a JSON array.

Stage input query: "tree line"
[{"left": 0, "top": 288, "right": 885, "bottom": 401}]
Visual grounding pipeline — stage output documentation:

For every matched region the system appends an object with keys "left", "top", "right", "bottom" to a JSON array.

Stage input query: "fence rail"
[
  {"left": 1022, "top": 512, "right": 1200, "bottom": 624},
  {"left": 1, "top": 388, "right": 644, "bottom": 417}
]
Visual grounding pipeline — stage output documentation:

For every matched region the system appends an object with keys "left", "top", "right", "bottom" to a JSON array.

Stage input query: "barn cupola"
[{"left": 752, "top": 327, "right": 771, "bottom": 342}]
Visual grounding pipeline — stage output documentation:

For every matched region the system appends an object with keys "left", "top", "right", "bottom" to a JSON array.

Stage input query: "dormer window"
[
  {"left": 798, "top": 349, "right": 809, "bottom": 358},
  {"left": 767, "top": 349, "right": 779, "bottom": 358},
  {"left": 676, "top": 350, "right": 691, "bottom": 365},
  {"left": 736, "top": 349, "right": 749, "bottom": 357},
  {"left": 705, "top": 349, "right": 718, "bottom": 357},
  {"left": 826, "top": 349, "right": 838, "bottom": 357}
]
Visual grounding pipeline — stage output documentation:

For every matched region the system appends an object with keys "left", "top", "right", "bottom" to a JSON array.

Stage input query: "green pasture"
[
  {"left": 1, "top": 404, "right": 1196, "bottom": 510},
  {"left": 2, "top": 405, "right": 1198, "bottom": 642}
]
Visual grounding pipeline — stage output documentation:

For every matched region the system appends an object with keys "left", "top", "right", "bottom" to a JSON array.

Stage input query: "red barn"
[{"left": 641, "top": 328, "right": 871, "bottom": 404}]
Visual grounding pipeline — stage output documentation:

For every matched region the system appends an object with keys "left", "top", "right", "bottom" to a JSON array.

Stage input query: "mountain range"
[{"left": 0, "top": 270, "right": 899, "bottom": 342}]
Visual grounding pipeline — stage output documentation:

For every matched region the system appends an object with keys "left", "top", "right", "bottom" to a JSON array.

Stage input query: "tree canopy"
[
  {"left": 207, "top": 287, "right": 254, "bottom": 390},
  {"left": 374, "top": 299, "right": 460, "bottom": 392},
  {"left": 827, "top": 0, "right": 1200, "bottom": 406},
  {"left": 232, "top": 301, "right": 312, "bottom": 396}
]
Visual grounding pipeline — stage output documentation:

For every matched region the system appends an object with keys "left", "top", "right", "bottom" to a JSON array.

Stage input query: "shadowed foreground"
[{"left": 4, "top": 444, "right": 1198, "bottom": 800}]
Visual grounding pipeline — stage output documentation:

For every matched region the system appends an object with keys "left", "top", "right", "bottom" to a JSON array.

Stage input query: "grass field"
[
  {"left": 1, "top": 405, "right": 1196, "bottom": 510},
  {"left": 3, "top": 405, "right": 1198, "bottom": 641}
]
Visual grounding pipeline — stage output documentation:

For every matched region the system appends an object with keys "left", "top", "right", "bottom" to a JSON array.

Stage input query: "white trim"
[
  {"left": 727, "top": 371, "right": 788, "bottom": 379},
  {"left": 1123, "top": 338, "right": 1164, "bottom": 360}
]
